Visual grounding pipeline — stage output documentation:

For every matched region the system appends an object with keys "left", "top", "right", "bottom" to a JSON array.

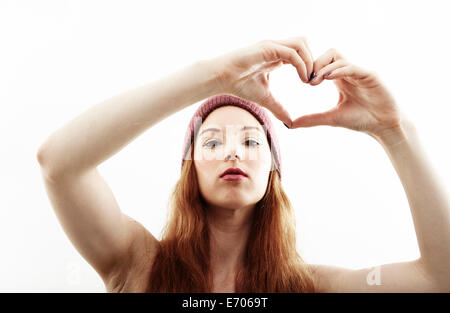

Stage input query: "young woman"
[{"left": 37, "top": 36, "right": 450, "bottom": 292}]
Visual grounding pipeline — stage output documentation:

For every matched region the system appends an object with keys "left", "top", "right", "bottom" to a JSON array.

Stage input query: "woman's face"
[{"left": 193, "top": 106, "right": 273, "bottom": 211}]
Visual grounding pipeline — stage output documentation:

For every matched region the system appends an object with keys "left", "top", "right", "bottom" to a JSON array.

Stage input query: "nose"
[
  {"left": 222, "top": 128, "right": 246, "bottom": 161},
  {"left": 224, "top": 142, "right": 242, "bottom": 161},
  {"left": 225, "top": 153, "right": 240, "bottom": 161}
]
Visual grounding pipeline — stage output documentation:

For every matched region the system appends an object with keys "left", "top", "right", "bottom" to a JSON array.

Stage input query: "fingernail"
[
  {"left": 309, "top": 72, "right": 317, "bottom": 82},
  {"left": 324, "top": 72, "right": 332, "bottom": 77},
  {"left": 283, "top": 122, "right": 290, "bottom": 129}
]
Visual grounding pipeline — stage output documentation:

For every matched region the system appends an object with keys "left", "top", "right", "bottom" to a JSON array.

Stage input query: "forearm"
[
  {"left": 372, "top": 117, "right": 450, "bottom": 283},
  {"left": 37, "top": 59, "right": 221, "bottom": 177}
]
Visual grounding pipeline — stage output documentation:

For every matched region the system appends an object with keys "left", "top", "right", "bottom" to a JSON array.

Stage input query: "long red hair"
[{"left": 145, "top": 145, "right": 315, "bottom": 292}]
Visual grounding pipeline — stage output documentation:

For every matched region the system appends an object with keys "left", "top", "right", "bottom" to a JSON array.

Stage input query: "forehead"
[{"left": 199, "top": 106, "right": 264, "bottom": 131}]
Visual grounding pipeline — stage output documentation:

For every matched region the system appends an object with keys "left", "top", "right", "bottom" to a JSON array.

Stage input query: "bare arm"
[
  {"left": 310, "top": 118, "right": 450, "bottom": 292},
  {"left": 36, "top": 36, "right": 340, "bottom": 289},
  {"left": 37, "top": 59, "right": 221, "bottom": 286},
  {"left": 294, "top": 48, "right": 450, "bottom": 292},
  {"left": 309, "top": 259, "right": 440, "bottom": 292},
  {"left": 373, "top": 118, "right": 450, "bottom": 289},
  {"left": 37, "top": 59, "right": 220, "bottom": 176}
]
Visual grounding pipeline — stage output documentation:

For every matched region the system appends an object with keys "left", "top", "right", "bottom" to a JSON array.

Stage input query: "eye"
[
  {"left": 204, "top": 140, "right": 221, "bottom": 149},
  {"left": 203, "top": 139, "right": 259, "bottom": 149},
  {"left": 245, "top": 139, "right": 260, "bottom": 147}
]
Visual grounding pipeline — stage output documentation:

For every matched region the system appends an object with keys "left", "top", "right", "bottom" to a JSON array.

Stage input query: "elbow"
[
  {"left": 36, "top": 139, "right": 52, "bottom": 168},
  {"left": 36, "top": 142, "right": 62, "bottom": 181},
  {"left": 36, "top": 145, "right": 46, "bottom": 166},
  {"left": 36, "top": 144, "right": 55, "bottom": 181},
  {"left": 37, "top": 142, "right": 90, "bottom": 181}
]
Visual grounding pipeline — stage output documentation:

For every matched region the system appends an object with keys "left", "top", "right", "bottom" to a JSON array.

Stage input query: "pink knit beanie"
[{"left": 181, "top": 94, "right": 282, "bottom": 179}]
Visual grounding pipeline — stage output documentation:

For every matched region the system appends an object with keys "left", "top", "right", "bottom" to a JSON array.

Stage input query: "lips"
[{"left": 220, "top": 167, "right": 248, "bottom": 178}]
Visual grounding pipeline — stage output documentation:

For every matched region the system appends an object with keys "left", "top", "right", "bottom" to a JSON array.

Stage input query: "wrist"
[
  {"left": 197, "top": 57, "right": 230, "bottom": 96},
  {"left": 371, "top": 116, "right": 416, "bottom": 149}
]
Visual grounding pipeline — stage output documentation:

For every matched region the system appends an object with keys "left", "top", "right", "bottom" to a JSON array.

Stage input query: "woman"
[{"left": 37, "top": 36, "right": 450, "bottom": 292}]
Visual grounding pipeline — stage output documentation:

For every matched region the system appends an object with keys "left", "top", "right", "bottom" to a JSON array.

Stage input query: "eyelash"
[{"left": 203, "top": 139, "right": 260, "bottom": 149}]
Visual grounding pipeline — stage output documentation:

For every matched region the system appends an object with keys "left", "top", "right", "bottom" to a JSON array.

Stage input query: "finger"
[
  {"left": 261, "top": 40, "right": 309, "bottom": 83},
  {"left": 302, "top": 39, "right": 315, "bottom": 78},
  {"left": 309, "top": 59, "right": 347, "bottom": 85},
  {"left": 304, "top": 43, "right": 314, "bottom": 60},
  {"left": 274, "top": 37, "right": 314, "bottom": 80},
  {"left": 311, "top": 48, "right": 345, "bottom": 80},
  {"left": 260, "top": 93, "right": 292, "bottom": 127},
  {"left": 322, "top": 64, "right": 373, "bottom": 81},
  {"left": 291, "top": 107, "right": 338, "bottom": 128}
]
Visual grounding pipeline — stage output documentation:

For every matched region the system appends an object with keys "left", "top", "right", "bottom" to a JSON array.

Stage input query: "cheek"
[
  {"left": 251, "top": 148, "right": 272, "bottom": 169},
  {"left": 194, "top": 145, "right": 223, "bottom": 164},
  {"left": 195, "top": 159, "right": 216, "bottom": 183}
]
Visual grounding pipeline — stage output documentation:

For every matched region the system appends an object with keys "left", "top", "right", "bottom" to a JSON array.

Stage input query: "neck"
[{"left": 207, "top": 203, "right": 254, "bottom": 276}]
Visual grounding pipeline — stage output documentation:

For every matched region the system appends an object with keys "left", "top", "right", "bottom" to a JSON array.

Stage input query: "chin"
[{"left": 216, "top": 197, "right": 256, "bottom": 211}]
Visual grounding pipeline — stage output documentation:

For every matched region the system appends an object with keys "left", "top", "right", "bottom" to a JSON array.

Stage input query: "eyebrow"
[{"left": 199, "top": 126, "right": 263, "bottom": 137}]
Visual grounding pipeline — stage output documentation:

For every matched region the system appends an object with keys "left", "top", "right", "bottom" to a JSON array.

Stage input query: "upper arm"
[
  {"left": 38, "top": 165, "right": 159, "bottom": 286},
  {"left": 308, "top": 258, "right": 446, "bottom": 292}
]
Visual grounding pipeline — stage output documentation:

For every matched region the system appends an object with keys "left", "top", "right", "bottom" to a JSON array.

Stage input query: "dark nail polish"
[
  {"left": 324, "top": 72, "right": 332, "bottom": 77},
  {"left": 309, "top": 72, "right": 317, "bottom": 82},
  {"left": 283, "top": 122, "right": 290, "bottom": 129}
]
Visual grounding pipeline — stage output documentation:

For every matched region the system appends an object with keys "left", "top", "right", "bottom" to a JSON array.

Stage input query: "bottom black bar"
[{"left": 0, "top": 293, "right": 448, "bottom": 312}]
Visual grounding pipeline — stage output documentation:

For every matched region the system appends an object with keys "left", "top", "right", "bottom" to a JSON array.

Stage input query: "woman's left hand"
[{"left": 291, "top": 48, "right": 404, "bottom": 139}]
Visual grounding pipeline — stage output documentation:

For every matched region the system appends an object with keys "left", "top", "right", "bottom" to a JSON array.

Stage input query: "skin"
[
  {"left": 215, "top": 37, "right": 450, "bottom": 291},
  {"left": 193, "top": 106, "right": 274, "bottom": 291},
  {"left": 37, "top": 35, "right": 449, "bottom": 292}
]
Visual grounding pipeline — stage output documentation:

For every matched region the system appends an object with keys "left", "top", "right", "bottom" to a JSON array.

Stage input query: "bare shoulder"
[{"left": 105, "top": 215, "right": 160, "bottom": 292}]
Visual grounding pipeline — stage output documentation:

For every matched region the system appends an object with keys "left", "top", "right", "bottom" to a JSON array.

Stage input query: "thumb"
[
  {"left": 259, "top": 92, "right": 292, "bottom": 127},
  {"left": 291, "top": 107, "right": 338, "bottom": 128}
]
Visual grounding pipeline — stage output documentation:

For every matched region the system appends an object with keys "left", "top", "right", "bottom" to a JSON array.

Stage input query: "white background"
[{"left": 1, "top": 0, "right": 449, "bottom": 292}]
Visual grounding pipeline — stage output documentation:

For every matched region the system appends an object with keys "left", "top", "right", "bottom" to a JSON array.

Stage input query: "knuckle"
[
  {"left": 260, "top": 43, "right": 277, "bottom": 60},
  {"left": 256, "top": 40, "right": 274, "bottom": 61},
  {"left": 336, "top": 50, "right": 346, "bottom": 60},
  {"left": 296, "top": 41, "right": 308, "bottom": 53},
  {"left": 327, "top": 48, "right": 346, "bottom": 62},
  {"left": 289, "top": 49, "right": 299, "bottom": 61},
  {"left": 328, "top": 48, "right": 338, "bottom": 56},
  {"left": 295, "top": 38, "right": 309, "bottom": 51}
]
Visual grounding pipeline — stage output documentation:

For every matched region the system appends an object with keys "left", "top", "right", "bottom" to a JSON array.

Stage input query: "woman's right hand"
[{"left": 211, "top": 37, "right": 314, "bottom": 127}]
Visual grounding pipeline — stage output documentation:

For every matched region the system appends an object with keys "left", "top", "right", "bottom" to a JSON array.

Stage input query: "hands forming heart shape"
[{"left": 212, "top": 36, "right": 406, "bottom": 141}]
